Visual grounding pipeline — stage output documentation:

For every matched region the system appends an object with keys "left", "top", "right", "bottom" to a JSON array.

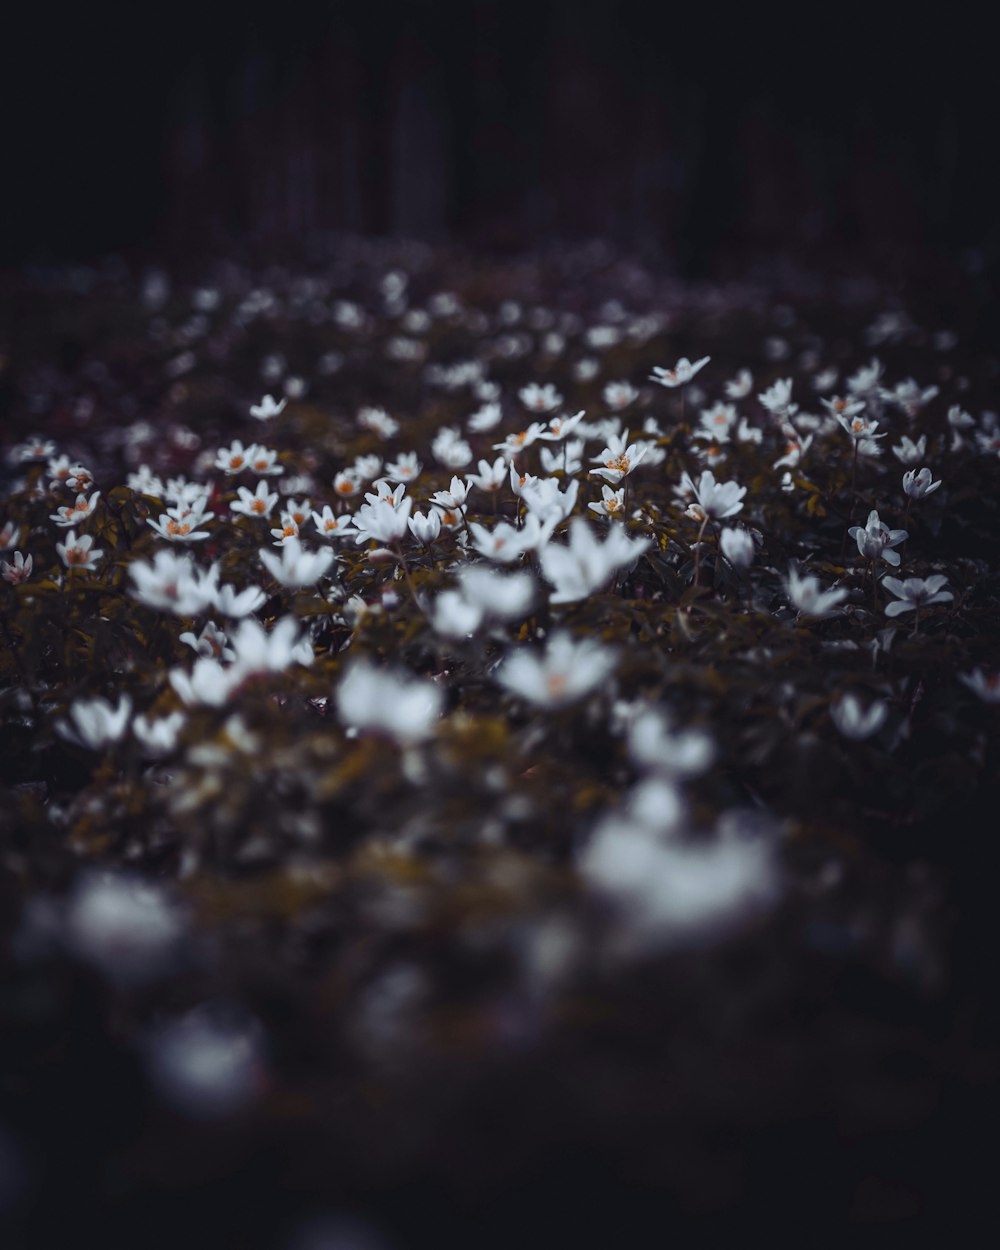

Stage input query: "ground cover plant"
[{"left": 1, "top": 241, "right": 999, "bottom": 1245}]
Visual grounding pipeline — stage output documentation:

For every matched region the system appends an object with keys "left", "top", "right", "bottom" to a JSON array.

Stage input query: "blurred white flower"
[
  {"left": 892, "top": 434, "right": 927, "bottom": 466},
  {"left": 724, "top": 368, "right": 753, "bottom": 399},
  {"left": 785, "top": 567, "right": 848, "bottom": 619},
  {"left": 132, "top": 711, "right": 186, "bottom": 757},
  {"left": 539, "top": 517, "right": 650, "bottom": 604},
  {"left": 650, "top": 356, "right": 710, "bottom": 388},
  {"left": 719, "top": 527, "right": 755, "bottom": 569},
  {"left": 518, "top": 382, "right": 562, "bottom": 413},
  {"left": 497, "top": 631, "right": 616, "bottom": 708},
  {"left": 250, "top": 394, "right": 287, "bottom": 421},
  {"left": 145, "top": 1004, "right": 265, "bottom": 1119},
  {"left": 57, "top": 694, "right": 132, "bottom": 750},
  {"left": 959, "top": 669, "right": 1000, "bottom": 703},
  {"left": 336, "top": 661, "right": 443, "bottom": 744},
  {"left": 259, "top": 538, "right": 336, "bottom": 588},
  {"left": 831, "top": 694, "right": 888, "bottom": 740},
  {"left": 64, "top": 872, "right": 185, "bottom": 985}
]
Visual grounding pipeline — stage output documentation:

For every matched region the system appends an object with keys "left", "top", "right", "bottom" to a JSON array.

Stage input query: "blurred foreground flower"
[{"left": 337, "top": 661, "right": 443, "bottom": 744}]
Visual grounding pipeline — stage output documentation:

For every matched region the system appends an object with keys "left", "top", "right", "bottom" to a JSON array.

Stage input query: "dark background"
[{"left": 2, "top": 2, "right": 998, "bottom": 275}]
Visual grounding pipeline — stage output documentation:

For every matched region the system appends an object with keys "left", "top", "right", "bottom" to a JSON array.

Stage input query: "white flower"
[
  {"left": 830, "top": 694, "right": 888, "bottom": 740},
  {"left": 497, "top": 632, "right": 616, "bottom": 707},
  {"left": 49, "top": 491, "right": 101, "bottom": 528},
  {"left": 211, "top": 582, "right": 268, "bottom": 619},
  {"left": 214, "top": 440, "right": 257, "bottom": 474},
  {"left": 880, "top": 378, "right": 938, "bottom": 418},
  {"left": 959, "top": 669, "right": 1000, "bottom": 703},
  {"left": 0, "top": 521, "right": 22, "bottom": 550},
  {"left": 772, "top": 429, "right": 813, "bottom": 470},
  {"left": 757, "top": 378, "right": 796, "bottom": 419},
  {"left": 603, "top": 381, "right": 639, "bottom": 410},
  {"left": 56, "top": 530, "right": 104, "bottom": 571},
  {"left": 312, "top": 507, "right": 356, "bottom": 541},
  {"left": 846, "top": 357, "right": 884, "bottom": 398},
  {"left": 169, "top": 658, "right": 238, "bottom": 707},
  {"left": 57, "top": 694, "right": 132, "bottom": 750},
  {"left": 64, "top": 872, "right": 185, "bottom": 984},
  {"left": 431, "top": 427, "right": 473, "bottom": 469},
  {"left": 820, "top": 395, "right": 865, "bottom": 421},
  {"left": 336, "top": 661, "right": 443, "bottom": 744},
  {"left": 430, "top": 476, "right": 471, "bottom": 510},
  {"left": 892, "top": 434, "right": 927, "bottom": 466},
  {"left": 538, "top": 410, "right": 585, "bottom": 442},
  {"left": 353, "top": 496, "right": 413, "bottom": 545},
  {"left": 681, "top": 469, "right": 746, "bottom": 521},
  {"left": 540, "top": 440, "right": 584, "bottom": 475},
  {"left": 147, "top": 503, "right": 214, "bottom": 543},
  {"left": 456, "top": 567, "right": 534, "bottom": 620},
  {"left": 466, "top": 457, "right": 508, "bottom": 494},
  {"left": 650, "top": 356, "right": 710, "bottom": 388},
  {"left": 231, "top": 480, "right": 278, "bottom": 519},
  {"left": 229, "top": 616, "right": 313, "bottom": 676},
  {"left": 250, "top": 394, "right": 287, "bottom": 421},
  {"left": 332, "top": 470, "right": 363, "bottom": 500},
  {"left": 259, "top": 538, "right": 336, "bottom": 588},
  {"left": 719, "top": 527, "right": 755, "bottom": 569},
  {"left": 145, "top": 1004, "right": 264, "bottom": 1118},
  {"left": 468, "top": 519, "right": 539, "bottom": 563},
  {"left": 383, "top": 452, "right": 422, "bottom": 483},
  {"left": 520, "top": 476, "right": 579, "bottom": 524},
  {"left": 352, "top": 454, "right": 383, "bottom": 481},
  {"left": 881, "top": 575, "right": 952, "bottom": 617},
  {"left": 580, "top": 820, "right": 777, "bottom": 942},
  {"left": 179, "top": 620, "right": 233, "bottom": 661},
  {"left": 836, "top": 412, "right": 885, "bottom": 443},
  {"left": 539, "top": 517, "right": 651, "bottom": 604},
  {"left": 518, "top": 382, "right": 562, "bottom": 413},
  {"left": 432, "top": 590, "right": 484, "bottom": 638},
  {"left": 269, "top": 513, "right": 300, "bottom": 546},
  {"left": 132, "top": 711, "right": 186, "bottom": 757},
  {"left": 848, "top": 509, "right": 907, "bottom": 567},
  {"left": 589, "top": 440, "right": 650, "bottom": 485},
  {"left": 1, "top": 551, "right": 33, "bottom": 584},
  {"left": 724, "top": 368, "right": 753, "bottom": 399},
  {"left": 588, "top": 485, "right": 626, "bottom": 519},
  {"left": 407, "top": 509, "right": 442, "bottom": 544},
  {"left": 467, "top": 401, "right": 503, "bottom": 432},
  {"left": 129, "top": 550, "right": 217, "bottom": 614},
  {"left": 902, "top": 467, "right": 942, "bottom": 499},
  {"left": 785, "top": 567, "right": 848, "bottom": 619},
  {"left": 627, "top": 709, "right": 713, "bottom": 777},
  {"left": 358, "top": 407, "right": 399, "bottom": 439},
  {"left": 246, "top": 446, "right": 284, "bottom": 476},
  {"left": 493, "top": 422, "right": 548, "bottom": 458}
]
